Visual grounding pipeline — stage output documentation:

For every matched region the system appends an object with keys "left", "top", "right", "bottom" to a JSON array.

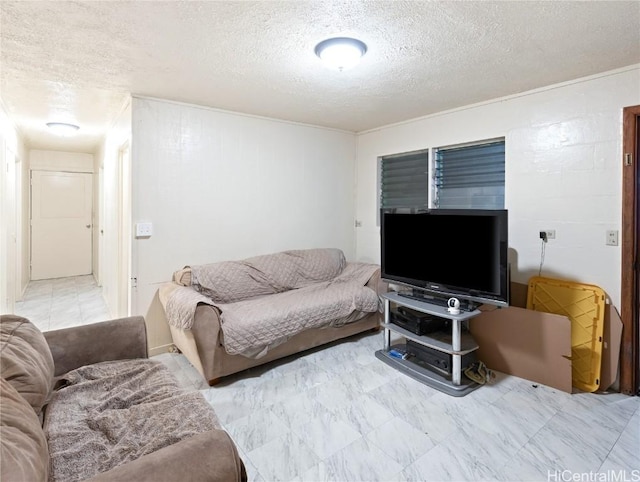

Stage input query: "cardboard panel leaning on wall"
[
  {"left": 470, "top": 307, "right": 573, "bottom": 393},
  {"left": 131, "top": 97, "right": 358, "bottom": 353}
]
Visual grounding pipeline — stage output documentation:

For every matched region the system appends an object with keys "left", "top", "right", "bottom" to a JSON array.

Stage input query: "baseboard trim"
[{"left": 149, "top": 344, "right": 173, "bottom": 357}]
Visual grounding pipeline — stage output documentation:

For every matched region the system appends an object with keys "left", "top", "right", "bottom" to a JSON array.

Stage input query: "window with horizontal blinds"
[
  {"left": 379, "top": 150, "right": 429, "bottom": 210},
  {"left": 434, "top": 140, "right": 505, "bottom": 209}
]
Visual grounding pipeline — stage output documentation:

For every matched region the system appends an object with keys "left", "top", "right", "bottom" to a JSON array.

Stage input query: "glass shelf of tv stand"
[
  {"left": 384, "top": 292, "right": 480, "bottom": 323},
  {"left": 381, "top": 322, "right": 479, "bottom": 355}
]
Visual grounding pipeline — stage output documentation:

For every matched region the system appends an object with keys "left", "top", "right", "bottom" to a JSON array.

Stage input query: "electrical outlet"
[
  {"left": 606, "top": 230, "right": 619, "bottom": 246},
  {"left": 543, "top": 229, "right": 556, "bottom": 240},
  {"left": 135, "top": 222, "right": 153, "bottom": 238}
]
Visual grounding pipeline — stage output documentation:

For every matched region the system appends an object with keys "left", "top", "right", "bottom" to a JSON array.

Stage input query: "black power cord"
[{"left": 538, "top": 231, "right": 547, "bottom": 276}]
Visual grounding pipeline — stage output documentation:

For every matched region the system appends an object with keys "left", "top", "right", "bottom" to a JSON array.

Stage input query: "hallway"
[{"left": 14, "top": 275, "right": 111, "bottom": 332}]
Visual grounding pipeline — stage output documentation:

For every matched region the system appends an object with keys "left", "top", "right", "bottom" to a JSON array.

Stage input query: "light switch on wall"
[{"left": 135, "top": 222, "right": 153, "bottom": 238}]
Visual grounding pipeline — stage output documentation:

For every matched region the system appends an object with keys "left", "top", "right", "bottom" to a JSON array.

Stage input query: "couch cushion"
[
  {"left": 0, "top": 378, "right": 50, "bottom": 482},
  {"left": 0, "top": 315, "right": 54, "bottom": 413},
  {"left": 218, "top": 262, "right": 380, "bottom": 357},
  {"left": 45, "top": 358, "right": 221, "bottom": 482},
  {"left": 191, "top": 248, "right": 346, "bottom": 303}
]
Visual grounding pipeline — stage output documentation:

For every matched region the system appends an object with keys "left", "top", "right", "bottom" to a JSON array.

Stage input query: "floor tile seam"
[
  {"left": 51, "top": 292, "right": 80, "bottom": 300},
  {"left": 361, "top": 423, "right": 436, "bottom": 473},
  {"left": 227, "top": 404, "right": 291, "bottom": 439},
  {"left": 557, "top": 400, "right": 618, "bottom": 419},
  {"left": 36, "top": 321, "right": 51, "bottom": 332},
  {"left": 335, "top": 400, "right": 396, "bottom": 436},
  {"left": 244, "top": 431, "right": 319, "bottom": 481},
  {"left": 399, "top": 440, "right": 463, "bottom": 481},
  {"left": 483, "top": 397, "right": 559, "bottom": 434},
  {"left": 528, "top": 400, "right": 588, "bottom": 443},
  {"left": 502, "top": 395, "right": 563, "bottom": 420},
  {"left": 314, "top": 396, "right": 358, "bottom": 416},
  {"left": 461, "top": 405, "right": 538, "bottom": 444},
  {"left": 78, "top": 304, "right": 109, "bottom": 317},
  {"left": 285, "top": 406, "right": 361, "bottom": 444},
  {"left": 254, "top": 385, "right": 314, "bottom": 411},
  {"left": 530, "top": 418, "right": 615, "bottom": 474},
  {"left": 311, "top": 433, "right": 373, "bottom": 469},
  {"left": 23, "top": 294, "right": 54, "bottom": 302},
  {"left": 20, "top": 298, "right": 51, "bottom": 306},
  {"left": 595, "top": 412, "right": 639, "bottom": 472},
  {"left": 78, "top": 301, "right": 107, "bottom": 312},
  {"left": 402, "top": 418, "right": 461, "bottom": 453},
  {"left": 554, "top": 406, "right": 637, "bottom": 442},
  {"left": 483, "top": 420, "right": 547, "bottom": 476},
  {"left": 307, "top": 357, "right": 353, "bottom": 376},
  {"left": 50, "top": 292, "right": 81, "bottom": 302},
  {"left": 77, "top": 293, "right": 107, "bottom": 303}
]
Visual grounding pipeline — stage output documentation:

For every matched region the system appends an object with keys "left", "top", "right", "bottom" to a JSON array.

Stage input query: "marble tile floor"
[
  {"left": 13, "top": 275, "right": 111, "bottom": 332},
  {"left": 155, "top": 332, "right": 640, "bottom": 482}
]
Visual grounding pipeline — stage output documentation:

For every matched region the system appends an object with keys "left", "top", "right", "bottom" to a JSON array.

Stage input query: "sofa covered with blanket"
[
  {"left": 0, "top": 314, "right": 246, "bottom": 482},
  {"left": 160, "top": 248, "right": 384, "bottom": 384}
]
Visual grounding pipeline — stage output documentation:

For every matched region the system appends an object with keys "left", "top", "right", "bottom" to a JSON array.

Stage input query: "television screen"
[{"left": 381, "top": 209, "right": 509, "bottom": 308}]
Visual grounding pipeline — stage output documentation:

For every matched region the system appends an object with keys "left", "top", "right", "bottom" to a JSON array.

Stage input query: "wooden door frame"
[{"left": 621, "top": 105, "right": 640, "bottom": 395}]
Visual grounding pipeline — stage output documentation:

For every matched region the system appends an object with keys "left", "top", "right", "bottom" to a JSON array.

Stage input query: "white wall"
[
  {"left": 131, "top": 96, "right": 357, "bottom": 321},
  {"left": 355, "top": 66, "right": 640, "bottom": 310},
  {"left": 92, "top": 148, "right": 101, "bottom": 282},
  {"left": 30, "top": 150, "right": 93, "bottom": 172},
  {"left": 19, "top": 141, "right": 28, "bottom": 297},
  {"left": 96, "top": 99, "right": 132, "bottom": 318},
  {"left": 0, "top": 102, "right": 27, "bottom": 311}
]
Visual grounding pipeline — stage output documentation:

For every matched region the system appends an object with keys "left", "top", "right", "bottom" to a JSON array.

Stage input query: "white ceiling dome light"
[
  {"left": 314, "top": 37, "right": 367, "bottom": 71},
  {"left": 46, "top": 122, "right": 80, "bottom": 136}
]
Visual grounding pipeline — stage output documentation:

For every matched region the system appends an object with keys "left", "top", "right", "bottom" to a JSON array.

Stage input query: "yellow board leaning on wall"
[{"left": 527, "top": 276, "right": 606, "bottom": 393}]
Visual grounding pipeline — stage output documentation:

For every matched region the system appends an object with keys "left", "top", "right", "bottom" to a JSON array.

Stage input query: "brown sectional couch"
[{"left": 0, "top": 314, "right": 246, "bottom": 482}]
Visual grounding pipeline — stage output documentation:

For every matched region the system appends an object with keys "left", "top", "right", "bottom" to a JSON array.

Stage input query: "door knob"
[{"left": 86, "top": 224, "right": 91, "bottom": 228}]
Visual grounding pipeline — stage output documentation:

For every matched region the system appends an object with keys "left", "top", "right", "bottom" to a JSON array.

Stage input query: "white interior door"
[{"left": 31, "top": 171, "right": 92, "bottom": 280}]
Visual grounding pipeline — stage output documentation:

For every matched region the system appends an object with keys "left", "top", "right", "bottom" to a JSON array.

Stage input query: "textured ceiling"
[{"left": 1, "top": 0, "right": 639, "bottom": 152}]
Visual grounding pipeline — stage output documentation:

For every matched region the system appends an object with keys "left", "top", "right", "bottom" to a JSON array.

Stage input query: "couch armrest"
[
  {"left": 44, "top": 317, "right": 148, "bottom": 376},
  {"left": 364, "top": 266, "right": 388, "bottom": 296},
  {"left": 87, "top": 429, "right": 247, "bottom": 482}
]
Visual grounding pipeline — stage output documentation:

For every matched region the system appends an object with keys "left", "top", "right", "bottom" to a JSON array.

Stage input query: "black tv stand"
[{"left": 398, "top": 290, "right": 480, "bottom": 312}]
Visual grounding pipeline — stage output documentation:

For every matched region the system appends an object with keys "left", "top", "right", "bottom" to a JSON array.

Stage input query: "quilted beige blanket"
[
  {"left": 160, "top": 249, "right": 380, "bottom": 358},
  {"left": 191, "top": 248, "right": 347, "bottom": 303}
]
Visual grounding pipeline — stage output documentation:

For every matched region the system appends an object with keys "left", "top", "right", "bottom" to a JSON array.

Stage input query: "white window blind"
[
  {"left": 379, "top": 150, "right": 429, "bottom": 210},
  {"left": 434, "top": 140, "right": 505, "bottom": 209}
]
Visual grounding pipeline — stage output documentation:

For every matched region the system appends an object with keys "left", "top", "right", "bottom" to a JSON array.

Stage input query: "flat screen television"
[{"left": 380, "top": 209, "right": 509, "bottom": 310}]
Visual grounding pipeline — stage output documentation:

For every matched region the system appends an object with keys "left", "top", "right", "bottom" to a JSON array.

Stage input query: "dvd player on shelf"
[
  {"left": 390, "top": 306, "right": 450, "bottom": 336},
  {"left": 406, "top": 340, "right": 476, "bottom": 375}
]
